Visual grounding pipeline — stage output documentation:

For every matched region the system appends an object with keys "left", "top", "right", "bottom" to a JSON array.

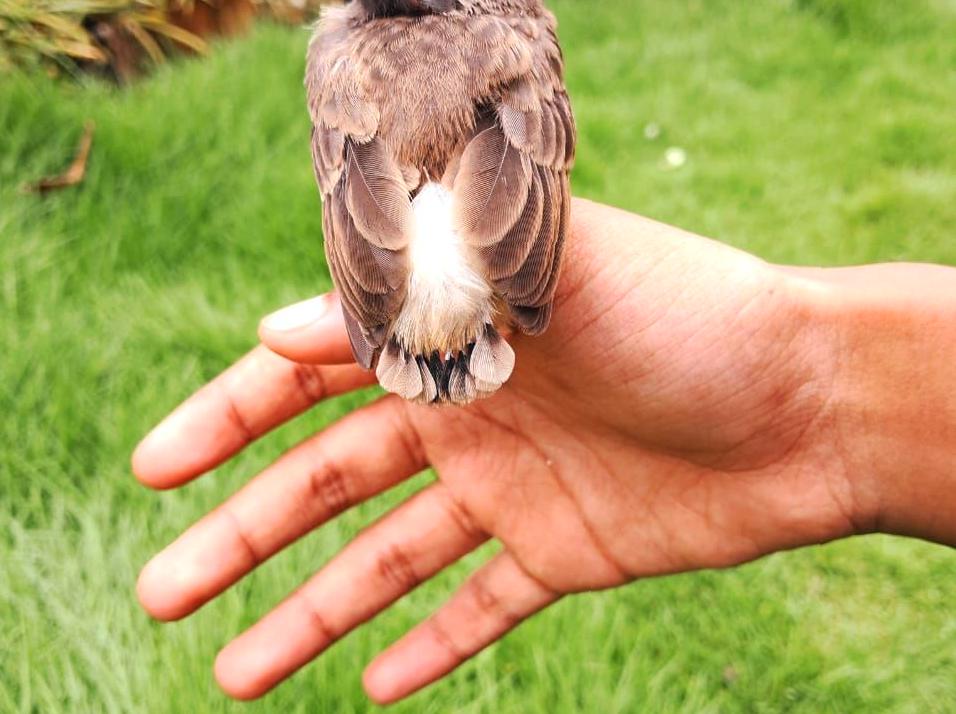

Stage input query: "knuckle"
[
  {"left": 294, "top": 589, "right": 337, "bottom": 644},
  {"left": 308, "top": 459, "right": 352, "bottom": 516},
  {"left": 375, "top": 543, "right": 421, "bottom": 592},
  {"left": 425, "top": 615, "right": 468, "bottom": 663},
  {"left": 220, "top": 383, "right": 255, "bottom": 444},
  {"left": 291, "top": 363, "right": 329, "bottom": 404},
  {"left": 465, "top": 573, "right": 518, "bottom": 627},
  {"left": 220, "top": 505, "right": 263, "bottom": 568},
  {"left": 440, "top": 491, "right": 485, "bottom": 542}
]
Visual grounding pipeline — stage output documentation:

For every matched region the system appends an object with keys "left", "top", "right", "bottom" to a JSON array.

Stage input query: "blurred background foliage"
[
  {"left": 1, "top": 0, "right": 955, "bottom": 712},
  {"left": 0, "top": 0, "right": 322, "bottom": 79}
]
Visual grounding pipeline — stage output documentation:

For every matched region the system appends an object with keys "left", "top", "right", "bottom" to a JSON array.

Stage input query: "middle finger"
[{"left": 137, "top": 396, "right": 428, "bottom": 621}]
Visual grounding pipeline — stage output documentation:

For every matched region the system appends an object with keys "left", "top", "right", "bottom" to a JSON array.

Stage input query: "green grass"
[{"left": 2, "top": 0, "right": 955, "bottom": 711}]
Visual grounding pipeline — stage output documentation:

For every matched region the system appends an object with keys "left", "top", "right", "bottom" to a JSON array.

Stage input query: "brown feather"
[
  {"left": 453, "top": 124, "right": 532, "bottom": 247},
  {"left": 480, "top": 166, "right": 543, "bottom": 282},
  {"left": 324, "top": 215, "right": 383, "bottom": 367},
  {"left": 376, "top": 339, "right": 425, "bottom": 400},
  {"left": 311, "top": 126, "right": 345, "bottom": 195},
  {"left": 344, "top": 138, "right": 412, "bottom": 251},
  {"left": 555, "top": 92, "right": 576, "bottom": 169},
  {"left": 343, "top": 309, "right": 378, "bottom": 369},
  {"left": 547, "top": 102, "right": 566, "bottom": 168},
  {"left": 525, "top": 166, "right": 563, "bottom": 305},
  {"left": 306, "top": 0, "right": 576, "bottom": 391},
  {"left": 470, "top": 324, "right": 516, "bottom": 385},
  {"left": 508, "top": 171, "right": 569, "bottom": 334},
  {"left": 329, "top": 181, "right": 407, "bottom": 325},
  {"left": 448, "top": 362, "right": 476, "bottom": 405},
  {"left": 535, "top": 101, "right": 557, "bottom": 168},
  {"left": 498, "top": 103, "right": 529, "bottom": 150},
  {"left": 501, "top": 164, "right": 555, "bottom": 303},
  {"left": 418, "top": 357, "right": 439, "bottom": 403}
]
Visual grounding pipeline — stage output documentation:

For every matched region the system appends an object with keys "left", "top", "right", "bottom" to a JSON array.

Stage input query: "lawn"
[{"left": 1, "top": 0, "right": 955, "bottom": 712}]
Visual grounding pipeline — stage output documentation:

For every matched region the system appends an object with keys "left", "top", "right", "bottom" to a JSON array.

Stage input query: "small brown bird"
[{"left": 306, "top": 0, "right": 575, "bottom": 404}]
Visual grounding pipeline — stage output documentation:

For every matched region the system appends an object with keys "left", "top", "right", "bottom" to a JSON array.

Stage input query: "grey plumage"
[{"left": 306, "top": 0, "right": 576, "bottom": 403}]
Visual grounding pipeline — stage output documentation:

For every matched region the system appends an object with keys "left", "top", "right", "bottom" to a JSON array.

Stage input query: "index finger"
[{"left": 132, "top": 296, "right": 374, "bottom": 489}]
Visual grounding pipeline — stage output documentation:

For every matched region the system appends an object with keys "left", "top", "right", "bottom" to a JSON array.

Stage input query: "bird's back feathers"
[{"left": 306, "top": 0, "right": 575, "bottom": 403}]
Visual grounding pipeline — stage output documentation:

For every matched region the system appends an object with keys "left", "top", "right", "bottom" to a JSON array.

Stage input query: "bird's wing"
[
  {"left": 306, "top": 17, "right": 412, "bottom": 369},
  {"left": 451, "top": 13, "right": 576, "bottom": 335}
]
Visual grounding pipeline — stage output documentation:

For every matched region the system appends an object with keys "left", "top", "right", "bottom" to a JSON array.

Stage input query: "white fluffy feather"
[{"left": 391, "top": 183, "right": 493, "bottom": 353}]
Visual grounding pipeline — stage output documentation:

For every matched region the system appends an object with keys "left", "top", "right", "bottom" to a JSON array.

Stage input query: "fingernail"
[{"left": 261, "top": 295, "right": 331, "bottom": 332}]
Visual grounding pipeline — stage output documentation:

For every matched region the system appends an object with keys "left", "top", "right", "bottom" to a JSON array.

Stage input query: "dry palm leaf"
[{"left": 23, "top": 121, "right": 96, "bottom": 195}]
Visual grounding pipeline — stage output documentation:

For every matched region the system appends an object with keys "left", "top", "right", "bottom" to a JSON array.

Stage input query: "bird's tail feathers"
[{"left": 376, "top": 323, "right": 515, "bottom": 405}]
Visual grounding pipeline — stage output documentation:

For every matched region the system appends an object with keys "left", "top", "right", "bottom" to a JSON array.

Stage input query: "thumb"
[{"left": 258, "top": 293, "right": 357, "bottom": 366}]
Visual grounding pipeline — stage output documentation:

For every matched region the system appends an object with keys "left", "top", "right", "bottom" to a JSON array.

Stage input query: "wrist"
[{"left": 791, "top": 264, "right": 956, "bottom": 545}]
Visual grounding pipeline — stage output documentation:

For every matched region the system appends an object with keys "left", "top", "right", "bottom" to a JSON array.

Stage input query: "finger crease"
[
  {"left": 309, "top": 459, "right": 353, "bottom": 517},
  {"left": 292, "top": 363, "right": 329, "bottom": 405},
  {"left": 294, "top": 589, "right": 337, "bottom": 645},
  {"left": 376, "top": 543, "right": 421, "bottom": 593},
  {"left": 466, "top": 574, "right": 519, "bottom": 628},
  {"left": 440, "top": 490, "right": 486, "bottom": 543},
  {"left": 220, "top": 505, "right": 264, "bottom": 569},
  {"left": 510, "top": 558, "right": 563, "bottom": 601},
  {"left": 219, "top": 383, "right": 255, "bottom": 446},
  {"left": 426, "top": 615, "right": 468, "bottom": 663},
  {"left": 393, "top": 400, "right": 428, "bottom": 469}
]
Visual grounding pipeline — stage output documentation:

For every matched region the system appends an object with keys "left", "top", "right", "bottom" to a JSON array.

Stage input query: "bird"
[{"left": 305, "top": 0, "right": 575, "bottom": 404}]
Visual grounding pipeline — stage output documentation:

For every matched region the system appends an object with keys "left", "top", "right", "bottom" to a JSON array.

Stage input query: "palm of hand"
[
  {"left": 134, "top": 199, "right": 850, "bottom": 704},
  {"left": 423, "top": 201, "right": 847, "bottom": 592}
]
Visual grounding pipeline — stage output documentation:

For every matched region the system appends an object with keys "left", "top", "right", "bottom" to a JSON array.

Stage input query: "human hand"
[{"left": 132, "top": 199, "right": 888, "bottom": 703}]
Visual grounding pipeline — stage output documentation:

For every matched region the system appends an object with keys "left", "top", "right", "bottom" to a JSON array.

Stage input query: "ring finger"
[{"left": 214, "top": 481, "right": 490, "bottom": 700}]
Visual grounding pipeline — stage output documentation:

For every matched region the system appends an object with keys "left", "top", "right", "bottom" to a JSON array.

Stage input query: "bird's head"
[{"left": 357, "top": 0, "right": 458, "bottom": 17}]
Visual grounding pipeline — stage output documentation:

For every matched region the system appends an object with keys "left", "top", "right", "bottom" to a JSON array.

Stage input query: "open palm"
[{"left": 134, "top": 199, "right": 854, "bottom": 704}]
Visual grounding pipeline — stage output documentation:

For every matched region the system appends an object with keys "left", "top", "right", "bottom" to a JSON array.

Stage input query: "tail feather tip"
[{"left": 376, "top": 324, "right": 515, "bottom": 405}]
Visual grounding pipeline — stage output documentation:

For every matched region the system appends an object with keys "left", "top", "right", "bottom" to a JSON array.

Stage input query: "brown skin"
[{"left": 133, "top": 198, "right": 956, "bottom": 704}]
